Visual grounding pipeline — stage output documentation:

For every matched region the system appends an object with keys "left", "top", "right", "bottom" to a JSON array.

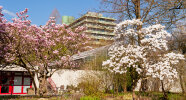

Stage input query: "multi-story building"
[{"left": 67, "top": 12, "right": 116, "bottom": 48}]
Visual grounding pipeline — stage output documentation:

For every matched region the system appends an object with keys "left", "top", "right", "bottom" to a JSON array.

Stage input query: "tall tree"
[
  {"left": 99, "top": 0, "right": 185, "bottom": 92},
  {"left": 99, "top": 0, "right": 185, "bottom": 29},
  {"left": 102, "top": 19, "right": 185, "bottom": 99},
  {"left": 0, "top": 7, "right": 88, "bottom": 95},
  {"left": 168, "top": 23, "right": 186, "bottom": 93}
]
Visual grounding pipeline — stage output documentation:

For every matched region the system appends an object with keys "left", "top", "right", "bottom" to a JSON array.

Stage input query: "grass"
[
  {"left": 80, "top": 96, "right": 100, "bottom": 100},
  {"left": 135, "top": 91, "right": 186, "bottom": 100},
  {"left": 0, "top": 92, "right": 185, "bottom": 100},
  {"left": 167, "top": 93, "right": 185, "bottom": 100}
]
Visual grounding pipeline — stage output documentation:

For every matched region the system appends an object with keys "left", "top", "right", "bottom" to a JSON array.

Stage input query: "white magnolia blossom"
[
  {"left": 141, "top": 24, "right": 171, "bottom": 51},
  {"left": 103, "top": 19, "right": 185, "bottom": 82},
  {"left": 115, "top": 19, "right": 143, "bottom": 31},
  {"left": 115, "top": 19, "right": 143, "bottom": 39},
  {"left": 103, "top": 44, "right": 146, "bottom": 74},
  {"left": 147, "top": 52, "right": 185, "bottom": 81}
]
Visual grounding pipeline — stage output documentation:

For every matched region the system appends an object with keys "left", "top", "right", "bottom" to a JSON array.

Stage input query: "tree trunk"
[
  {"left": 39, "top": 76, "right": 48, "bottom": 96},
  {"left": 132, "top": 86, "right": 139, "bottom": 100},
  {"left": 122, "top": 74, "right": 127, "bottom": 93},
  {"left": 135, "top": 0, "right": 140, "bottom": 19},
  {"left": 153, "top": 78, "right": 160, "bottom": 92},
  {"left": 135, "top": 0, "right": 142, "bottom": 45},
  {"left": 179, "top": 74, "right": 185, "bottom": 94},
  {"left": 161, "top": 80, "right": 168, "bottom": 100},
  {"left": 26, "top": 69, "right": 38, "bottom": 95},
  {"left": 139, "top": 71, "right": 148, "bottom": 92},
  {"left": 31, "top": 75, "right": 37, "bottom": 95},
  {"left": 27, "top": 70, "right": 37, "bottom": 95},
  {"left": 19, "top": 58, "right": 38, "bottom": 95},
  {"left": 140, "top": 78, "right": 148, "bottom": 92},
  {"left": 116, "top": 82, "right": 118, "bottom": 95},
  {"left": 123, "top": 80, "right": 127, "bottom": 93}
]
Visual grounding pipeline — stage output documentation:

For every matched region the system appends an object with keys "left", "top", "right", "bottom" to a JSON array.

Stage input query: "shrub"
[{"left": 77, "top": 71, "right": 105, "bottom": 97}]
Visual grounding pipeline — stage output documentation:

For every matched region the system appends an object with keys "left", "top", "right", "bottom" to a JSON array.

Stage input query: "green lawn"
[{"left": 0, "top": 92, "right": 185, "bottom": 100}]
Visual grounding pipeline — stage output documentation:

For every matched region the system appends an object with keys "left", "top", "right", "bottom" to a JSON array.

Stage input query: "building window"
[
  {"left": 23, "top": 77, "right": 31, "bottom": 85},
  {"left": 13, "top": 86, "right": 22, "bottom": 93},
  {"left": 1, "top": 86, "right": 9, "bottom": 93},
  {"left": 14, "top": 76, "right": 22, "bottom": 85},
  {"left": 99, "top": 19, "right": 105, "bottom": 22},
  {"left": 0, "top": 71, "right": 32, "bottom": 95}
]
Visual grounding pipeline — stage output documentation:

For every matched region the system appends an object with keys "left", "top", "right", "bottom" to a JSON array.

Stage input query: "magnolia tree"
[
  {"left": 0, "top": 7, "right": 89, "bottom": 95},
  {"left": 103, "top": 19, "right": 185, "bottom": 98}
]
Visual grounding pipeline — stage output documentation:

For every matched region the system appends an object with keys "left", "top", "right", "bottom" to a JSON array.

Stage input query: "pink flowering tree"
[
  {"left": 103, "top": 19, "right": 185, "bottom": 99},
  {"left": 0, "top": 7, "right": 88, "bottom": 95}
]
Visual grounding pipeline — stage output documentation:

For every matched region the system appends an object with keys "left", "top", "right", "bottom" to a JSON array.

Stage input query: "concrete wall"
[
  {"left": 134, "top": 79, "right": 182, "bottom": 93},
  {"left": 51, "top": 70, "right": 87, "bottom": 90},
  {"left": 34, "top": 69, "right": 95, "bottom": 90},
  {"left": 51, "top": 70, "right": 183, "bottom": 93},
  {"left": 33, "top": 69, "right": 183, "bottom": 93}
]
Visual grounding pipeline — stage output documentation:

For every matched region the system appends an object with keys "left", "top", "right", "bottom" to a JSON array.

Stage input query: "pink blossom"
[
  {"left": 44, "top": 56, "right": 47, "bottom": 60},
  {"left": 53, "top": 50, "right": 59, "bottom": 54},
  {"left": 0, "top": 7, "right": 88, "bottom": 89},
  {"left": 61, "top": 56, "right": 67, "bottom": 61}
]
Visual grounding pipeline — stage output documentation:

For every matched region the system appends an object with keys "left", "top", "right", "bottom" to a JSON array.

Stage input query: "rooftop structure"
[
  {"left": 62, "top": 16, "right": 75, "bottom": 25},
  {"left": 67, "top": 12, "right": 116, "bottom": 48},
  {"left": 71, "top": 44, "right": 110, "bottom": 61}
]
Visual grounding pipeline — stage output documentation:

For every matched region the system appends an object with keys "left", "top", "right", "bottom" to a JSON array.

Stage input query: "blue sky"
[{"left": 0, "top": 0, "right": 100, "bottom": 25}]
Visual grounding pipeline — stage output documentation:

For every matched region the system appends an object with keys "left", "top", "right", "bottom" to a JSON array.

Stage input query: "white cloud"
[{"left": 2, "top": 9, "right": 16, "bottom": 17}]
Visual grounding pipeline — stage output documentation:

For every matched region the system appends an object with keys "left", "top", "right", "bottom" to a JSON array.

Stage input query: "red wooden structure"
[{"left": 0, "top": 71, "right": 32, "bottom": 95}]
